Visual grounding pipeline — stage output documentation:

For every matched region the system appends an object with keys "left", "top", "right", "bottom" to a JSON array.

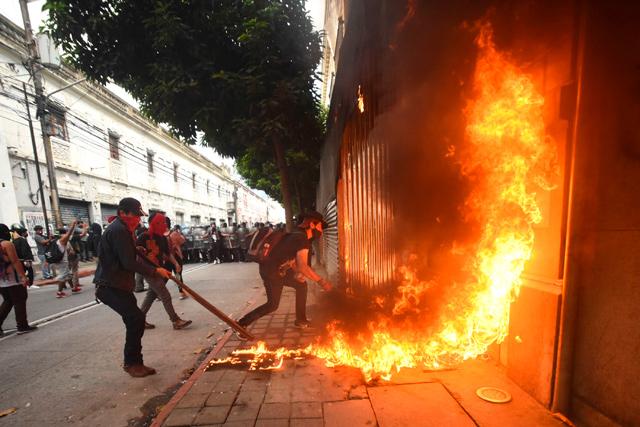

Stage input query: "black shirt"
[
  {"left": 94, "top": 217, "right": 156, "bottom": 292},
  {"left": 260, "top": 232, "right": 310, "bottom": 278}
]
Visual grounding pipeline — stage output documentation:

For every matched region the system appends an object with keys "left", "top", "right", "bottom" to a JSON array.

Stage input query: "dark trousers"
[
  {"left": 79, "top": 240, "right": 90, "bottom": 260},
  {"left": 0, "top": 285, "right": 29, "bottom": 330},
  {"left": 238, "top": 271, "right": 307, "bottom": 326},
  {"left": 96, "top": 286, "right": 145, "bottom": 366}
]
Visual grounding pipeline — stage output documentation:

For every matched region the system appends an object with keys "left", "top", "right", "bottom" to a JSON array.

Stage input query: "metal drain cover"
[{"left": 476, "top": 386, "right": 512, "bottom": 403}]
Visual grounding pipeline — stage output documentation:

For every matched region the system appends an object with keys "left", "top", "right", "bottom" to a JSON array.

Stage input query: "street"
[{"left": 0, "top": 262, "right": 262, "bottom": 427}]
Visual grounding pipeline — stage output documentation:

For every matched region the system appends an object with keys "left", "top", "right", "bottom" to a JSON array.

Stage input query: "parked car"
[{"left": 182, "top": 225, "right": 211, "bottom": 263}]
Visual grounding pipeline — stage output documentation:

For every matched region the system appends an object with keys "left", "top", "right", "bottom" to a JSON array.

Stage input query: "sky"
[{"left": 0, "top": 0, "right": 325, "bottom": 193}]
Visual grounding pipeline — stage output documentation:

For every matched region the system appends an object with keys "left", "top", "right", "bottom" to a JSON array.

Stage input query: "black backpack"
[
  {"left": 245, "top": 228, "right": 286, "bottom": 263},
  {"left": 44, "top": 238, "right": 64, "bottom": 264}
]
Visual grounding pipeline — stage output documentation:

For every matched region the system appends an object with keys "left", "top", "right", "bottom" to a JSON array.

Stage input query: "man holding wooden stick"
[{"left": 94, "top": 197, "right": 172, "bottom": 378}]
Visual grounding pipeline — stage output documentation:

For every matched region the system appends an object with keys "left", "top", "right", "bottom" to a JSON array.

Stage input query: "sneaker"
[
  {"left": 179, "top": 292, "right": 187, "bottom": 300},
  {"left": 144, "top": 321, "right": 155, "bottom": 329},
  {"left": 71, "top": 287, "right": 82, "bottom": 293},
  {"left": 17, "top": 325, "right": 38, "bottom": 335},
  {"left": 56, "top": 291, "right": 67, "bottom": 298},
  {"left": 123, "top": 364, "right": 157, "bottom": 378},
  {"left": 294, "top": 319, "right": 312, "bottom": 329},
  {"left": 172, "top": 319, "right": 192, "bottom": 330}
]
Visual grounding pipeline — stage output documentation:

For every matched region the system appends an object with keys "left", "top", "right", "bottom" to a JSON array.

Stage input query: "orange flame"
[{"left": 307, "top": 23, "right": 558, "bottom": 381}]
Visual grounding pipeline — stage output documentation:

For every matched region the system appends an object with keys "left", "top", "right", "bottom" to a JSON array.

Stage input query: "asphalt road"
[{"left": 0, "top": 262, "right": 263, "bottom": 427}]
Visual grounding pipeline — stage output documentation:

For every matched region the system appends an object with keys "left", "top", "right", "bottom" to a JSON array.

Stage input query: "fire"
[
  {"left": 206, "top": 341, "right": 310, "bottom": 371},
  {"left": 307, "top": 22, "right": 557, "bottom": 381},
  {"left": 357, "top": 85, "right": 365, "bottom": 113},
  {"left": 211, "top": 23, "right": 557, "bottom": 382}
]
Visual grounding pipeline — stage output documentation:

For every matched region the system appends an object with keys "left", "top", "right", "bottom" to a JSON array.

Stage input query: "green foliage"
[{"left": 44, "top": 0, "right": 325, "bottom": 211}]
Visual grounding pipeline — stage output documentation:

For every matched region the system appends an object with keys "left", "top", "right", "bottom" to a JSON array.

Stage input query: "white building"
[{"left": 0, "top": 15, "right": 284, "bottom": 230}]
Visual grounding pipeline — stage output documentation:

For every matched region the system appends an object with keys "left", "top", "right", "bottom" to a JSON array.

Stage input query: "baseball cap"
[
  {"left": 298, "top": 211, "right": 327, "bottom": 229},
  {"left": 117, "top": 197, "right": 147, "bottom": 216}
]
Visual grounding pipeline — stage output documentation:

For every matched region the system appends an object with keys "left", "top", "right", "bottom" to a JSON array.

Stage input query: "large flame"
[
  {"left": 307, "top": 23, "right": 557, "bottom": 381},
  {"left": 211, "top": 23, "right": 557, "bottom": 382}
]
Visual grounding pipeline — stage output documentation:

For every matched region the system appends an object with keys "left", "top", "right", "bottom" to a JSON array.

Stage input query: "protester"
[
  {"left": 52, "top": 221, "right": 84, "bottom": 298},
  {"left": 237, "top": 222, "right": 249, "bottom": 262},
  {"left": 78, "top": 221, "right": 92, "bottom": 262},
  {"left": 33, "top": 225, "right": 54, "bottom": 280},
  {"left": 94, "top": 197, "right": 172, "bottom": 378},
  {"left": 167, "top": 220, "right": 187, "bottom": 299},
  {"left": 134, "top": 223, "right": 148, "bottom": 293},
  {"left": 11, "top": 224, "right": 34, "bottom": 287},
  {"left": 136, "top": 212, "right": 192, "bottom": 330},
  {"left": 0, "top": 224, "right": 37, "bottom": 336},
  {"left": 89, "top": 222, "right": 102, "bottom": 258},
  {"left": 237, "top": 211, "right": 333, "bottom": 332}
]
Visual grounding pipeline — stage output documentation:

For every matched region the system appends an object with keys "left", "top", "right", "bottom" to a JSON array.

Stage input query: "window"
[
  {"left": 206, "top": 180, "right": 210, "bottom": 194},
  {"left": 147, "top": 150, "right": 154, "bottom": 173},
  {"left": 108, "top": 132, "right": 120, "bottom": 160},
  {"left": 175, "top": 212, "right": 184, "bottom": 224},
  {"left": 190, "top": 215, "right": 201, "bottom": 225},
  {"left": 173, "top": 163, "right": 178, "bottom": 182},
  {"left": 46, "top": 104, "right": 68, "bottom": 140},
  {"left": 217, "top": 185, "right": 221, "bottom": 197},
  {"left": 192, "top": 173, "right": 196, "bottom": 189}
]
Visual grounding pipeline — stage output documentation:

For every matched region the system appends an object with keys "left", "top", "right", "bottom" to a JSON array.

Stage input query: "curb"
[{"left": 150, "top": 287, "right": 263, "bottom": 427}]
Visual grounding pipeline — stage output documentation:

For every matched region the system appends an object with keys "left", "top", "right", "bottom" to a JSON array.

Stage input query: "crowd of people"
[{"left": 0, "top": 196, "right": 333, "bottom": 379}]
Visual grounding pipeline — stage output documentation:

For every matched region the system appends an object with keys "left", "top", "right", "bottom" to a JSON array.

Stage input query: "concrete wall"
[{"left": 562, "top": 2, "right": 640, "bottom": 425}]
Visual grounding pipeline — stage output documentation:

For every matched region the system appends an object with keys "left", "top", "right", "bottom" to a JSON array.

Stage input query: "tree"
[{"left": 44, "top": 0, "right": 324, "bottom": 229}]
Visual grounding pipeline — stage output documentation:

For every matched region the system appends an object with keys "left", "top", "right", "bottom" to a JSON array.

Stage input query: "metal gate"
[
  {"left": 320, "top": 198, "right": 339, "bottom": 280},
  {"left": 338, "top": 118, "right": 395, "bottom": 292},
  {"left": 59, "top": 198, "right": 90, "bottom": 226}
]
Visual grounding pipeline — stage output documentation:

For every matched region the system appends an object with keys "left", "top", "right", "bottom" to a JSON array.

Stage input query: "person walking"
[
  {"left": 33, "top": 225, "right": 54, "bottom": 279},
  {"left": 137, "top": 212, "right": 192, "bottom": 330},
  {"left": 237, "top": 211, "right": 333, "bottom": 331},
  {"left": 11, "top": 224, "right": 34, "bottom": 287},
  {"left": 94, "top": 197, "right": 172, "bottom": 378},
  {"left": 52, "top": 221, "right": 84, "bottom": 298},
  {"left": 167, "top": 221, "right": 187, "bottom": 299},
  {"left": 0, "top": 224, "right": 37, "bottom": 336},
  {"left": 89, "top": 222, "right": 102, "bottom": 259}
]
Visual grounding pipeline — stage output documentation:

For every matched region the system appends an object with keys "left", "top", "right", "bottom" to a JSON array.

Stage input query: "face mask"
[
  {"left": 148, "top": 214, "right": 168, "bottom": 237},
  {"left": 119, "top": 215, "right": 140, "bottom": 233}
]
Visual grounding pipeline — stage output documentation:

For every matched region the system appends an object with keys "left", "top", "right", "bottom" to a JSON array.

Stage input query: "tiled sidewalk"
[{"left": 155, "top": 287, "right": 566, "bottom": 427}]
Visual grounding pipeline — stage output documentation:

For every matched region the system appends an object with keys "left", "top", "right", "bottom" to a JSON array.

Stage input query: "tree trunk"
[{"left": 273, "top": 140, "right": 294, "bottom": 232}]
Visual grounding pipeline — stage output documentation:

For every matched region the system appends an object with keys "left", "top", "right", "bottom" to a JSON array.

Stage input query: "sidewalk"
[{"left": 153, "top": 286, "right": 566, "bottom": 427}]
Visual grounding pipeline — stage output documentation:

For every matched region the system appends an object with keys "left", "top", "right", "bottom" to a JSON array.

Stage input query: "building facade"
[{"left": 0, "top": 15, "right": 284, "bottom": 230}]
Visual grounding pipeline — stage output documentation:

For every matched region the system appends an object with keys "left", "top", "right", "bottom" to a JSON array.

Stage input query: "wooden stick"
[{"left": 138, "top": 251, "right": 255, "bottom": 340}]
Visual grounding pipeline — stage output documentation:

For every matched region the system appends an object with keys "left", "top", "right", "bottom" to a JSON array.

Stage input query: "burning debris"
[{"left": 206, "top": 341, "right": 312, "bottom": 372}]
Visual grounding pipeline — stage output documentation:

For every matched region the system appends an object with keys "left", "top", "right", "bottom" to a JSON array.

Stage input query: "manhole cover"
[{"left": 476, "top": 386, "right": 512, "bottom": 403}]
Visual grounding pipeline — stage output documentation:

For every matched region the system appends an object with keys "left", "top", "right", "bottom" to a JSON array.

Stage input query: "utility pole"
[
  {"left": 19, "top": 0, "right": 63, "bottom": 229},
  {"left": 23, "top": 82, "right": 50, "bottom": 237}
]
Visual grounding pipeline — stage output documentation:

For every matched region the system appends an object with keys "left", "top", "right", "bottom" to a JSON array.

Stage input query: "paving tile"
[
  {"left": 290, "top": 419, "right": 323, "bottom": 427},
  {"left": 191, "top": 379, "right": 222, "bottom": 395},
  {"left": 163, "top": 407, "right": 199, "bottom": 427},
  {"left": 291, "top": 402, "right": 322, "bottom": 419},
  {"left": 255, "top": 420, "right": 289, "bottom": 427},
  {"left": 193, "top": 406, "right": 232, "bottom": 425},
  {"left": 259, "top": 402, "right": 291, "bottom": 419},
  {"left": 176, "top": 393, "right": 210, "bottom": 409},
  {"left": 206, "top": 390, "right": 238, "bottom": 407},
  {"left": 264, "top": 386, "right": 292, "bottom": 404},
  {"left": 367, "top": 383, "right": 475, "bottom": 427},
  {"left": 225, "top": 390, "right": 265, "bottom": 422},
  {"left": 323, "top": 400, "right": 377, "bottom": 427},
  {"left": 200, "top": 370, "right": 226, "bottom": 384}
]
